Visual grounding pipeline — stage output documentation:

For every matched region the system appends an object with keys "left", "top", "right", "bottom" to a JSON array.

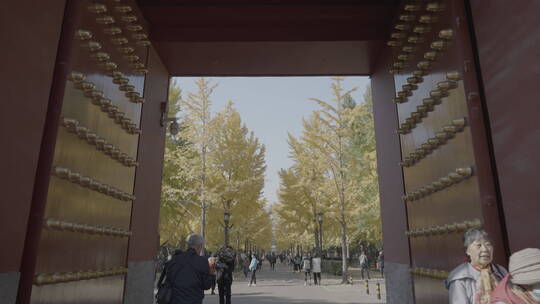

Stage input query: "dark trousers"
[
  {"left": 250, "top": 270, "right": 257, "bottom": 284},
  {"left": 361, "top": 265, "right": 371, "bottom": 279},
  {"left": 313, "top": 272, "right": 321, "bottom": 285},
  {"left": 304, "top": 271, "right": 311, "bottom": 282},
  {"left": 211, "top": 276, "right": 216, "bottom": 293},
  {"left": 270, "top": 262, "right": 275, "bottom": 271},
  {"left": 218, "top": 281, "right": 232, "bottom": 304}
]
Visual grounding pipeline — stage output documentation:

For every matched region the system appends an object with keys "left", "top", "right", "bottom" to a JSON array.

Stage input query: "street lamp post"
[
  {"left": 224, "top": 211, "right": 231, "bottom": 247},
  {"left": 317, "top": 212, "right": 324, "bottom": 254}
]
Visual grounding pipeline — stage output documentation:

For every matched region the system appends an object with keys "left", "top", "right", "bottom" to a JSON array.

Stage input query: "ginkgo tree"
[
  {"left": 346, "top": 87, "right": 381, "bottom": 246},
  {"left": 204, "top": 102, "right": 268, "bottom": 249},
  {"left": 161, "top": 76, "right": 379, "bottom": 260},
  {"left": 160, "top": 78, "right": 272, "bottom": 252},
  {"left": 306, "top": 77, "right": 358, "bottom": 282},
  {"left": 160, "top": 79, "right": 200, "bottom": 248},
  {"left": 180, "top": 77, "right": 217, "bottom": 242},
  {"left": 275, "top": 78, "right": 381, "bottom": 283}
]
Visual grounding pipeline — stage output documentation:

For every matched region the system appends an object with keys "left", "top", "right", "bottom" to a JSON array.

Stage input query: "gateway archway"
[{"left": 1, "top": 1, "right": 539, "bottom": 304}]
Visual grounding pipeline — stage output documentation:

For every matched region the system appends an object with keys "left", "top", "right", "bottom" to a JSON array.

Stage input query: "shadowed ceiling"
[{"left": 136, "top": 0, "right": 400, "bottom": 75}]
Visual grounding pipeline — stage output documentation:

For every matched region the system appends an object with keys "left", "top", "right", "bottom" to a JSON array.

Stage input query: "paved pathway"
[{"left": 202, "top": 263, "right": 386, "bottom": 304}]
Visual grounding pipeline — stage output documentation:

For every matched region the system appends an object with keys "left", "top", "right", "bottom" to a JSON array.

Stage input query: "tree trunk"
[
  {"left": 224, "top": 222, "right": 229, "bottom": 247},
  {"left": 341, "top": 225, "right": 349, "bottom": 283},
  {"left": 314, "top": 225, "right": 320, "bottom": 252},
  {"left": 340, "top": 197, "right": 349, "bottom": 283},
  {"left": 236, "top": 231, "right": 240, "bottom": 252},
  {"left": 200, "top": 204, "right": 206, "bottom": 255}
]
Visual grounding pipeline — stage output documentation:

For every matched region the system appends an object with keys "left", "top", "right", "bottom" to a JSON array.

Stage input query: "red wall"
[
  {"left": 128, "top": 47, "right": 169, "bottom": 262},
  {"left": 372, "top": 48, "right": 411, "bottom": 266},
  {"left": 470, "top": 0, "right": 540, "bottom": 252},
  {"left": 0, "top": 0, "right": 66, "bottom": 273}
]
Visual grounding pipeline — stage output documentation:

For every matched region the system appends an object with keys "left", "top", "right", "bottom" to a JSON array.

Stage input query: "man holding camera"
[
  {"left": 168, "top": 234, "right": 216, "bottom": 304},
  {"left": 214, "top": 246, "right": 236, "bottom": 304}
]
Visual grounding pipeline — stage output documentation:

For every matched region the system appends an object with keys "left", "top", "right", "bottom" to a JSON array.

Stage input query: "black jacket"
[
  {"left": 170, "top": 248, "right": 215, "bottom": 304},
  {"left": 217, "top": 259, "right": 235, "bottom": 284}
]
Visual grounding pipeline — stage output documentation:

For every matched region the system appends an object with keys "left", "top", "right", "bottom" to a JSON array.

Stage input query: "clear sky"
[{"left": 173, "top": 76, "right": 370, "bottom": 205}]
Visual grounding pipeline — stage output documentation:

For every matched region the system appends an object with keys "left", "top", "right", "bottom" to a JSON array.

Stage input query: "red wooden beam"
[{"left": 150, "top": 25, "right": 387, "bottom": 42}]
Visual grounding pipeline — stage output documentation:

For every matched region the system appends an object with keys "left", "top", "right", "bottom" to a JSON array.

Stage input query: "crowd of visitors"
[
  {"left": 156, "top": 235, "right": 386, "bottom": 304},
  {"left": 155, "top": 229, "right": 540, "bottom": 304}
]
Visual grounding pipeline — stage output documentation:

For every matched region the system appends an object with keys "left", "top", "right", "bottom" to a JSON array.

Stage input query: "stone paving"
[{"left": 201, "top": 262, "right": 386, "bottom": 304}]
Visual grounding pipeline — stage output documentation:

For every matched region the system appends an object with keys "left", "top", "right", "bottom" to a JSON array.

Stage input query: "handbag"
[{"left": 156, "top": 257, "right": 184, "bottom": 304}]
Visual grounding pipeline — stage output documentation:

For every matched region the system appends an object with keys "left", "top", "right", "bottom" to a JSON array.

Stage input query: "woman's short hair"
[{"left": 463, "top": 228, "right": 491, "bottom": 249}]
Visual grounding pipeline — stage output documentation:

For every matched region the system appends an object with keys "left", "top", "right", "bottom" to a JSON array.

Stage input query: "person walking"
[
  {"left": 249, "top": 255, "right": 259, "bottom": 287},
  {"left": 240, "top": 252, "right": 246, "bottom": 263},
  {"left": 359, "top": 251, "right": 371, "bottom": 280},
  {"left": 303, "top": 255, "right": 312, "bottom": 286},
  {"left": 294, "top": 255, "right": 302, "bottom": 273},
  {"left": 242, "top": 257, "right": 250, "bottom": 278},
  {"left": 209, "top": 252, "right": 217, "bottom": 295},
  {"left": 377, "top": 250, "right": 384, "bottom": 278},
  {"left": 168, "top": 234, "right": 216, "bottom": 304},
  {"left": 269, "top": 254, "right": 277, "bottom": 271},
  {"left": 258, "top": 255, "right": 263, "bottom": 271},
  {"left": 312, "top": 254, "right": 322, "bottom": 286},
  {"left": 216, "top": 246, "right": 236, "bottom": 304},
  {"left": 288, "top": 254, "right": 294, "bottom": 271}
]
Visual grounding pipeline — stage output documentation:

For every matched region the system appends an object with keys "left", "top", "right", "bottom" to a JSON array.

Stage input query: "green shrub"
[{"left": 321, "top": 260, "right": 343, "bottom": 276}]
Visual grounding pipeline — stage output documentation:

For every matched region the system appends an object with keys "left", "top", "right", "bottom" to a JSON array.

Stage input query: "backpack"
[{"left": 156, "top": 256, "right": 184, "bottom": 304}]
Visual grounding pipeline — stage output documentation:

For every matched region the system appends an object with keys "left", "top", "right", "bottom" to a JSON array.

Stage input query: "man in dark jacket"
[
  {"left": 216, "top": 246, "right": 236, "bottom": 304},
  {"left": 170, "top": 234, "right": 216, "bottom": 304}
]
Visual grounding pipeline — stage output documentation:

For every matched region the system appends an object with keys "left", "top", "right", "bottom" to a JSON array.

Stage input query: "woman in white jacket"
[{"left": 312, "top": 254, "right": 322, "bottom": 285}]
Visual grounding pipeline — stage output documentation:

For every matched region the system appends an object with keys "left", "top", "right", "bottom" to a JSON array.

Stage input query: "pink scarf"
[{"left": 491, "top": 274, "right": 528, "bottom": 304}]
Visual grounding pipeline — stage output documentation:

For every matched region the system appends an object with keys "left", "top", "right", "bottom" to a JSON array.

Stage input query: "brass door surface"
[
  {"left": 28, "top": 1, "right": 151, "bottom": 302},
  {"left": 387, "top": 1, "right": 506, "bottom": 303}
]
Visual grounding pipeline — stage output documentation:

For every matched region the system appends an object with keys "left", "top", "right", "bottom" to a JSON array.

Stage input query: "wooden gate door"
[
  {"left": 387, "top": 1, "right": 506, "bottom": 303},
  {"left": 19, "top": 1, "right": 152, "bottom": 302}
]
